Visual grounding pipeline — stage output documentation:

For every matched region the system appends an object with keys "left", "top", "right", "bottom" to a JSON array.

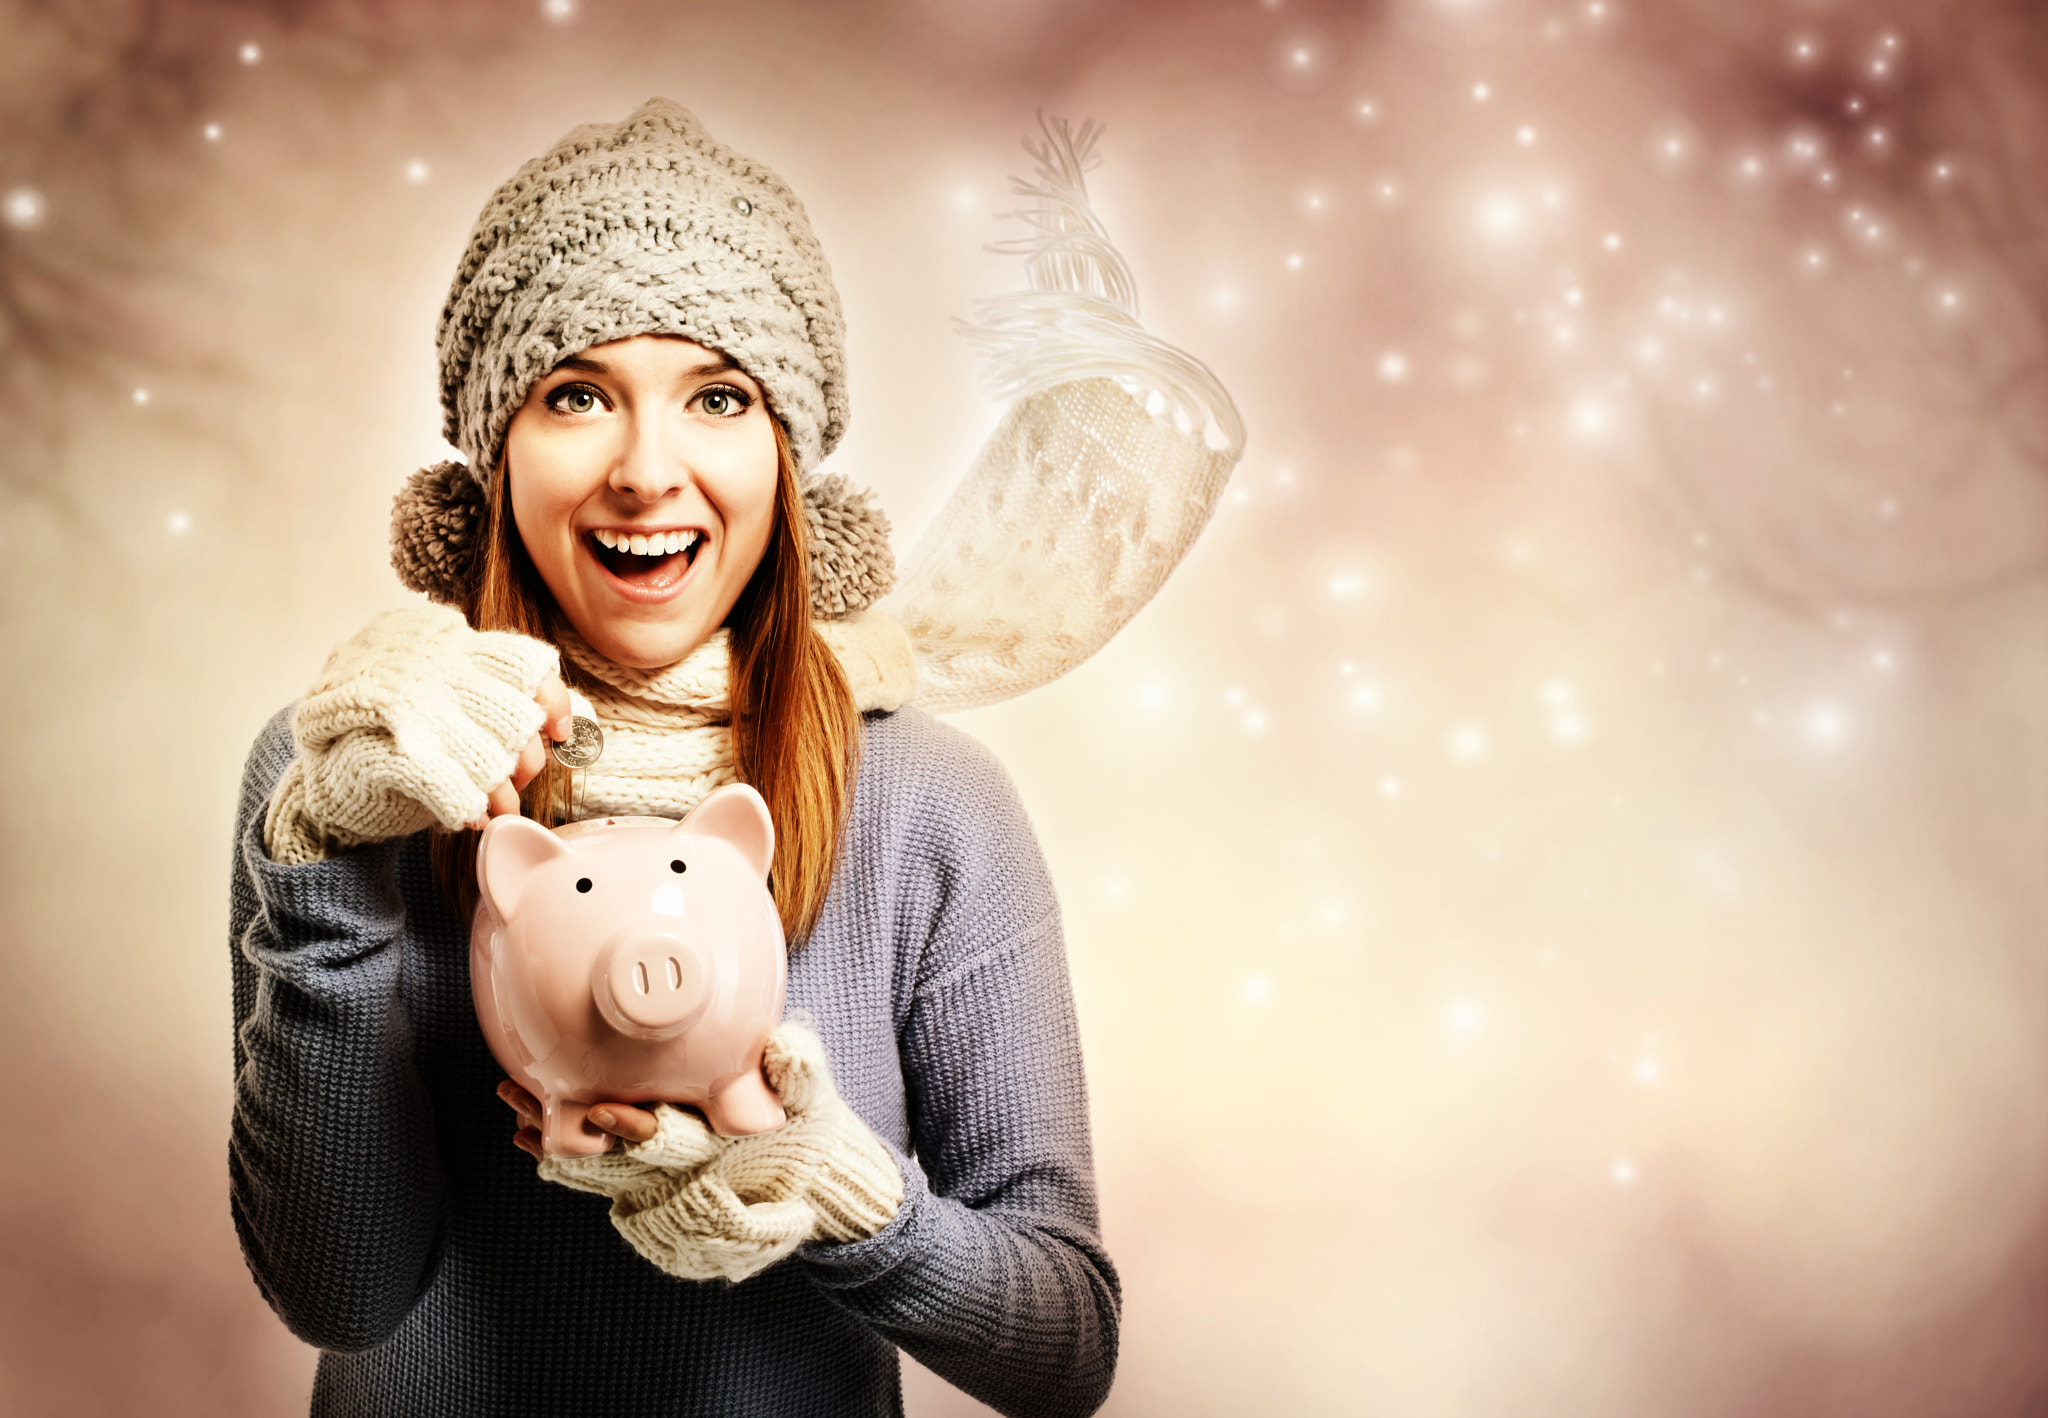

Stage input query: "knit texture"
[
  {"left": 885, "top": 377, "right": 1235, "bottom": 712},
  {"left": 388, "top": 458, "right": 897, "bottom": 622},
  {"left": 264, "top": 608, "right": 915, "bottom": 862},
  {"left": 387, "top": 461, "right": 487, "bottom": 605},
  {"left": 560, "top": 608, "right": 914, "bottom": 822},
  {"left": 230, "top": 704, "right": 1119, "bottom": 1416},
  {"left": 880, "top": 118, "right": 1244, "bottom": 713},
  {"left": 264, "top": 606, "right": 558, "bottom": 865},
  {"left": 539, "top": 1022, "right": 906, "bottom": 1282},
  {"left": 801, "top": 471, "right": 896, "bottom": 616},
  {"left": 438, "top": 97, "right": 846, "bottom": 481}
]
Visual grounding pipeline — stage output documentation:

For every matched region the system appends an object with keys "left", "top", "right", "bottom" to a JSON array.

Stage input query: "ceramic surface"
[{"left": 470, "top": 784, "right": 788, "bottom": 1157}]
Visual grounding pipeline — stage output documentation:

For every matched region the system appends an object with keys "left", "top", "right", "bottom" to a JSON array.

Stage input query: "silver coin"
[{"left": 550, "top": 715, "right": 604, "bottom": 770}]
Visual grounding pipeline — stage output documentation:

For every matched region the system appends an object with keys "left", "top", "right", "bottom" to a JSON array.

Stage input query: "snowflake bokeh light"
[{"left": 3, "top": 187, "right": 46, "bottom": 229}]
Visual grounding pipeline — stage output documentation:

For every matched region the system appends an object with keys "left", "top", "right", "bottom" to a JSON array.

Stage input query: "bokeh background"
[{"left": 4, "top": 0, "right": 2047, "bottom": 1412}]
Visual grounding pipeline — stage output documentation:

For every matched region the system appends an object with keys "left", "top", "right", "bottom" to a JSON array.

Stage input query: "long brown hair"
[{"left": 430, "top": 418, "right": 862, "bottom": 945}]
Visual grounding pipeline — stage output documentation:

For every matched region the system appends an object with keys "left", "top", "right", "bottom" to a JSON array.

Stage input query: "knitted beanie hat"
[
  {"left": 391, "top": 98, "right": 892, "bottom": 618},
  {"left": 443, "top": 96, "right": 846, "bottom": 479}
]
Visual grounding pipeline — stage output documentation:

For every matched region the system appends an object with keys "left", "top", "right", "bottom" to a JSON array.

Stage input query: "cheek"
[
  {"left": 508, "top": 473, "right": 554, "bottom": 563},
  {"left": 736, "top": 473, "right": 779, "bottom": 549},
  {"left": 715, "top": 434, "right": 782, "bottom": 554},
  {"left": 504, "top": 435, "right": 585, "bottom": 585}
]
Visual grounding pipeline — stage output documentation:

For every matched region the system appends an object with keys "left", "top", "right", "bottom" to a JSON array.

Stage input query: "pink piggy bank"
[{"left": 470, "top": 783, "right": 788, "bottom": 1158}]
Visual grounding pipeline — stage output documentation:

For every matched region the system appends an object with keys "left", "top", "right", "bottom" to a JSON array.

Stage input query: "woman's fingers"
[
  {"left": 495, "top": 674, "right": 572, "bottom": 807},
  {"left": 498, "top": 1081, "right": 546, "bottom": 1157},
  {"left": 588, "top": 1102, "right": 660, "bottom": 1145},
  {"left": 508, "top": 731, "right": 547, "bottom": 792},
  {"left": 496, "top": 1080, "right": 541, "bottom": 1124},
  {"left": 499, "top": 1080, "right": 660, "bottom": 1151},
  {"left": 485, "top": 776, "right": 522, "bottom": 819},
  {"left": 536, "top": 672, "right": 573, "bottom": 743},
  {"left": 480, "top": 674, "right": 575, "bottom": 818}
]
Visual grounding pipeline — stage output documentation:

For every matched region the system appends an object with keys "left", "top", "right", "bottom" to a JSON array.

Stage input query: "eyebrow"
[{"left": 552, "top": 353, "right": 740, "bottom": 380}]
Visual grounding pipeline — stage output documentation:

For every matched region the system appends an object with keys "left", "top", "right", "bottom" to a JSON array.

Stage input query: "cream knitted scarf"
[{"left": 561, "top": 608, "right": 918, "bottom": 823}]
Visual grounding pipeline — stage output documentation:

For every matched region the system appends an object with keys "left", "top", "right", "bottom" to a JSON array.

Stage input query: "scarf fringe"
[{"left": 958, "top": 114, "right": 1246, "bottom": 458}]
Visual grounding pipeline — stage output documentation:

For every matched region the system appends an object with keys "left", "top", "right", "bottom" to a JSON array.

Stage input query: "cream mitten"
[
  {"left": 263, "top": 605, "right": 559, "bottom": 865},
  {"left": 537, "top": 1104, "right": 726, "bottom": 1201},
  {"left": 742, "top": 1022, "right": 907, "bottom": 1245},
  {"left": 538, "top": 1023, "right": 906, "bottom": 1282}
]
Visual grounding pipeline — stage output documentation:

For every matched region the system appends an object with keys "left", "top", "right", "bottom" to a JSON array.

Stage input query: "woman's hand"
[
  {"left": 263, "top": 605, "right": 566, "bottom": 864},
  {"left": 495, "top": 1079, "right": 659, "bottom": 1158},
  {"left": 512, "top": 1025, "right": 904, "bottom": 1282},
  {"left": 482, "top": 673, "right": 576, "bottom": 822}
]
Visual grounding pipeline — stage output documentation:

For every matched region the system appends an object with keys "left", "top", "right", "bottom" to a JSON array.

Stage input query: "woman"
[{"left": 230, "top": 97, "right": 1238, "bottom": 1417}]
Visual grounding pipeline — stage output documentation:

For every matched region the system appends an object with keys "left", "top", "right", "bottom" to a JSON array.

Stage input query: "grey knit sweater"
[{"left": 229, "top": 703, "right": 1119, "bottom": 1416}]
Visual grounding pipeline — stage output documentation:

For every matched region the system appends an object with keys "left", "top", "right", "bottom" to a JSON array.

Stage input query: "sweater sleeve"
[
  {"left": 228, "top": 706, "right": 447, "bottom": 1352},
  {"left": 799, "top": 724, "right": 1120, "bottom": 1418}
]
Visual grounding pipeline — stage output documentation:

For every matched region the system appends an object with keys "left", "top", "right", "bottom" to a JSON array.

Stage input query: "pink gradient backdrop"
[{"left": 2, "top": 0, "right": 2045, "bottom": 1412}]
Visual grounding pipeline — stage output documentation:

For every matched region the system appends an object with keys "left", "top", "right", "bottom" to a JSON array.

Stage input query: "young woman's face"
[{"left": 504, "top": 334, "right": 780, "bottom": 670}]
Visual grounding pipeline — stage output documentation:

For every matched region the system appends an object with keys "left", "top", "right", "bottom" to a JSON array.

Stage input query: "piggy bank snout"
[{"left": 591, "top": 925, "right": 711, "bottom": 1040}]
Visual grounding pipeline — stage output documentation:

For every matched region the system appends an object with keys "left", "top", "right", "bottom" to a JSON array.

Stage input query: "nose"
[
  {"left": 592, "top": 927, "right": 710, "bottom": 1039},
  {"left": 608, "top": 409, "right": 695, "bottom": 504}
]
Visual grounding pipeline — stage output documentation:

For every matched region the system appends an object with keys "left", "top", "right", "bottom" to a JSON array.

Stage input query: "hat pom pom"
[
  {"left": 804, "top": 472, "right": 895, "bottom": 619},
  {"left": 391, "top": 460, "right": 486, "bottom": 606}
]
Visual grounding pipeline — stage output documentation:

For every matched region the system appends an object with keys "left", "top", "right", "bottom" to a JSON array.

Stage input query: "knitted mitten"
[
  {"left": 538, "top": 1023, "right": 906, "bottom": 1282},
  {"left": 263, "top": 605, "right": 559, "bottom": 865},
  {"left": 740, "top": 1022, "right": 906, "bottom": 1244},
  {"left": 537, "top": 1103, "right": 726, "bottom": 1201}
]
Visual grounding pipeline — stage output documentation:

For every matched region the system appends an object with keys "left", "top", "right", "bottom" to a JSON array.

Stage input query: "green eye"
[
  {"left": 696, "top": 387, "right": 748, "bottom": 417},
  {"left": 549, "top": 384, "right": 603, "bottom": 415}
]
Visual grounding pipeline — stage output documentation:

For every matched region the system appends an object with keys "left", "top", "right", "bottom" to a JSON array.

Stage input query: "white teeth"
[{"left": 598, "top": 529, "right": 696, "bottom": 556}]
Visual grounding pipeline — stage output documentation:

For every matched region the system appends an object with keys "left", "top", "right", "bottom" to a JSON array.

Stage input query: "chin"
[{"left": 594, "top": 625, "right": 713, "bottom": 671}]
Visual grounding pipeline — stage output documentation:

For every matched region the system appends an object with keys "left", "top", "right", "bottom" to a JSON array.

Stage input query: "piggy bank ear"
[
  {"left": 477, "top": 815, "right": 573, "bottom": 923},
  {"left": 678, "top": 783, "right": 775, "bottom": 881}
]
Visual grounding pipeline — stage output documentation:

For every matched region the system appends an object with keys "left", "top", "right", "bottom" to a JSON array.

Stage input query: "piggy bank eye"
[
  {"left": 670, "top": 859, "right": 687, "bottom": 873},
  {"left": 576, "top": 878, "right": 593, "bottom": 893}
]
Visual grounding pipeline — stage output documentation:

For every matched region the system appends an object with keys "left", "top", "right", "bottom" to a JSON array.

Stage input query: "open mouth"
[{"left": 590, "top": 527, "right": 702, "bottom": 591}]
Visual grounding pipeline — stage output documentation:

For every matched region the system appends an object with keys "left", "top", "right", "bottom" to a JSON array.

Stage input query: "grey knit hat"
[
  {"left": 443, "top": 96, "right": 847, "bottom": 477},
  {"left": 390, "top": 97, "right": 891, "bottom": 618}
]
